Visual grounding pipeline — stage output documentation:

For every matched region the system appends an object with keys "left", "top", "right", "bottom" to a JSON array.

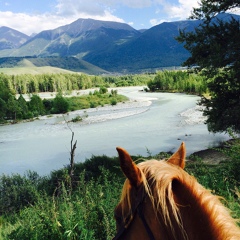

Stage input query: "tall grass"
[{"left": 0, "top": 168, "right": 122, "bottom": 240}]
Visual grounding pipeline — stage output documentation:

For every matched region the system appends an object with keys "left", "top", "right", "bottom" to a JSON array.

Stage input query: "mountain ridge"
[{"left": 0, "top": 13, "right": 239, "bottom": 74}]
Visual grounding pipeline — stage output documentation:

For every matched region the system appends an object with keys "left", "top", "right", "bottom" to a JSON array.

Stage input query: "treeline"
[
  {"left": 0, "top": 140, "right": 239, "bottom": 239},
  {"left": 0, "top": 84, "right": 127, "bottom": 122},
  {"left": 0, "top": 72, "right": 151, "bottom": 122},
  {"left": 0, "top": 71, "right": 209, "bottom": 122},
  {"left": 147, "top": 70, "right": 208, "bottom": 95},
  {"left": 0, "top": 72, "right": 152, "bottom": 95}
]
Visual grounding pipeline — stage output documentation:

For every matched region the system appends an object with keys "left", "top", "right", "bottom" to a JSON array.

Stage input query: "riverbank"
[
  {"left": 1, "top": 87, "right": 230, "bottom": 176},
  {"left": 14, "top": 86, "right": 205, "bottom": 126}
]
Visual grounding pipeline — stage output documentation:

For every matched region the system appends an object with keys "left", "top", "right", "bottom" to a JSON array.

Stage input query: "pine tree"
[{"left": 177, "top": 1, "right": 240, "bottom": 133}]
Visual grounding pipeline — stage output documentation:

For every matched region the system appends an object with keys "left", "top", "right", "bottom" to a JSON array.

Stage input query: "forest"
[
  {"left": 0, "top": 72, "right": 151, "bottom": 123},
  {"left": 0, "top": 71, "right": 207, "bottom": 123}
]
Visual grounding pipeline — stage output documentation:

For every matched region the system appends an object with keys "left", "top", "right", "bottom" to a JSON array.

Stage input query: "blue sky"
[{"left": 0, "top": 0, "right": 201, "bottom": 35}]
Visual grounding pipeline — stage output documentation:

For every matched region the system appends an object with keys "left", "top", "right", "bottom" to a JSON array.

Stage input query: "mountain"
[
  {"left": 83, "top": 20, "right": 202, "bottom": 72},
  {"left": 0, "top": 13, "right": 239, "bottom": 73},
  {"left": 7, "top": 18, "right": 140, "bottom": 58},
  {"left": 0, "top": 26, "right": 30, "bottom": 50}
]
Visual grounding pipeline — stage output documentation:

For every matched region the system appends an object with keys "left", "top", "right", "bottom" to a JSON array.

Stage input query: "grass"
[
  {"left": 0, "top": 140, "right": 239, "bottom": 239},
  {"left": 0, "top": 66, "right": 76, "bottom": 75},
  {"left": 66, "top": 92, "right": 128, "bottom": 111}
]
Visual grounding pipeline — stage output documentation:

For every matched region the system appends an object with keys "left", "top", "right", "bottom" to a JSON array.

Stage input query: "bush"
[
  {"left": 110, "top": 98, "right": 117, "bottom": 106},
  {"left": 2, "top": 169, "right": 122, "bottom": 240},
  {"left": 52, "top": 94, "right": 69, "bottom": 114},
  {"left": 0, "top": 171, "right": 41, "bottom": 215},
  {"left": 99, "top": 86, "right": 108, "bottom": 94},
  {"left": 71, "top": 115, "right": 82, "bottom": 122}
]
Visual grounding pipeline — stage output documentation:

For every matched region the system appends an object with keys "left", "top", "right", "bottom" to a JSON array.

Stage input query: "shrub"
[
  {"left": 71, "top": 115, "right": 83, "bottom": 122},
  {"left": 110, "top": 98, "right": 117, "bottom": 106},
  {"left": 0, "top": 171, "right": 41, "bottom": 215},
  {"left": 52, "top": 94, "right": 69, "bottom": 114}
]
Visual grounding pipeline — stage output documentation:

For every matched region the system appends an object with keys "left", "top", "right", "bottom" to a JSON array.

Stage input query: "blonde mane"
[{"left": 119, "top": 159, "right": 240, "bottom": 240}]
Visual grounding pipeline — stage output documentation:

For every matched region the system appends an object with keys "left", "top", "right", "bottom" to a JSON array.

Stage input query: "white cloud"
[
  {"left": 128, "top": 21, "right": 134, "bottom": 26},
  {"left": 0, "top": 0, "right": 202, "bottom": 35},
  {"left": 150, "top": 18, "right": 166, "bottom": 26},
  {"left": 0, "top": 0, "right": 124, "bottom": 35},
  {"left": 120, "top": 0, "right": 152, "bottom": 8},
  {"left": 149, "top": 0, "right": 199, "bottom": 27},
  {"left": 56, "top": 0, "right": 106, "bottom": 16},
  {"left": 167, "top": 0, "right": 199, "bottom": 19},
  {"left": 0, "top": 11, "right": 70, "bottom": 35},
  {"left": 55, "top": 0, "right": 153, "bottom": 17},
  {"left": 228, "top": 7, "right": 240, "bottom": 15}
]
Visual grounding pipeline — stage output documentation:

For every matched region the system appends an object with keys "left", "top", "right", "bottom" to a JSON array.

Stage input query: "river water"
[{"left": 0, "top": 87, "right": 229, "bottom": 176}]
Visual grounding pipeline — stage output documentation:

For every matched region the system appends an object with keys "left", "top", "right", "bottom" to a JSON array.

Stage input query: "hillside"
[
  {"left": 0, "top": 56, "right": 109, "bottom": 75},
  {"left": 83, "top": 20, "right": 202, "bottom": 72}
]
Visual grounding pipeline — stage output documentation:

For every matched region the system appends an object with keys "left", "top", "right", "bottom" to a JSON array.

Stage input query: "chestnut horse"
[{"left": 113, "top": 142, "right": 240, "bottom": 240}]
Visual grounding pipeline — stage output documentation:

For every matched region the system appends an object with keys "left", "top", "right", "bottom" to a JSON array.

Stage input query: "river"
[{"left": 0, "top": 87, "right": 229, "bottom": 176}]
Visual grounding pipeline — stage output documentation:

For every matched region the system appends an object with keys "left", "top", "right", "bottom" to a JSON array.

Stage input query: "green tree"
[
  {"left": 52, "top": 93, "right": 69, "bottom": 114},
  {"left": 28, "top": 95, "right": 45, "bottom": 117},
  {"left": 7, "top": 94, "right": 20, "bottom": 121},
  {"left": 0, "top": 98, "right": 7, "bottom": 121},
  {"left": 17, "top": 94, "right": 29, "bottom": 119},
  {"left": 0, "top": 74, "right": 13, "bottom": 101},
  {"left": 177, "top": 1, "right": 240, "bottom": 133}
]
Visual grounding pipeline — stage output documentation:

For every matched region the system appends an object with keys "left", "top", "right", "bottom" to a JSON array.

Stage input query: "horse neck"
[{"left": 171, "top": 176, "right": 240, "bottom": 240}]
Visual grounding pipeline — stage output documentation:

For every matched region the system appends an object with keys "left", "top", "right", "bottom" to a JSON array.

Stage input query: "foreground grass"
[{"left": 0, "top": 141, "right": 239, "bottom": 239}]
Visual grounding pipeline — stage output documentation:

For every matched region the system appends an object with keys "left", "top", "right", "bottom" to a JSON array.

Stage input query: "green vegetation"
[
  {"left": 0, "top": 88, "right": 128, "bottom": 123},
  {"left": 0, "top": 72, "right": 151, "bottom": 95},
  {"left": 0, "top": 139, "right": 239, "bottom": 239},
  {"left": 147, "top": 70, "right": 208, "bottom": 95},
  {"left": 0, "top": 69, "right": 210, "bottom": 122},
  {"left": 177, "top": 1, "right": 240, "bottom": 133},
  {"left": 0, "top": 72, "right": 152, "bottom": 123}
]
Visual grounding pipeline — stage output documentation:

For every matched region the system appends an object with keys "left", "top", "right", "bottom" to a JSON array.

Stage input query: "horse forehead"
[{"left": 138, "top": 159, "right": 168, "bottom": 170}]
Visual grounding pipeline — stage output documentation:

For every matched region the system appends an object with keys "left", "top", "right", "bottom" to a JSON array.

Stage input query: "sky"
[{"left": 0, "top": 0, "right": 237, "bottom": 36}]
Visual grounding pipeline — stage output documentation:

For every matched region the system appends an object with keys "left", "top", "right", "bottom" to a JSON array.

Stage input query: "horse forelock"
[
  {"left": 119, "top": 159, "right": 188, "bottom": 239},
  {"left": 139, "top": 159, "right": 188, "bottom": 239}
]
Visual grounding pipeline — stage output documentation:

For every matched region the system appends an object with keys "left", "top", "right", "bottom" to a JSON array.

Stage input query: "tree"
[
  {"left": 17, "top": 95, "right": 29, "bottom": 119},
  {"left": 0, "top": 98, "right": 7, "bottom": 121},
  {"left": 52, "top": 93, "right": 69, "bottom": 114},
  {"left": 28, "top": 95, "right": 45, "bottom": 116},
  {"left": 177, "top": 1, "right": 240, "bottom": 133},
  {"left": 7, "top": 94, "right": 20, "bottom": 121}
]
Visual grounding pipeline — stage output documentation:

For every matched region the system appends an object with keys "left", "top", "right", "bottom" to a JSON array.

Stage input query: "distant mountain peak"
[{"left": 0, "top": 26, "right": 30, "bottom": 50}]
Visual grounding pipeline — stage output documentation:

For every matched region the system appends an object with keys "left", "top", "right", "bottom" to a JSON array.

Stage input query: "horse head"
[{"left": 113, "top": 142, "right": 240, "bottom": 240}]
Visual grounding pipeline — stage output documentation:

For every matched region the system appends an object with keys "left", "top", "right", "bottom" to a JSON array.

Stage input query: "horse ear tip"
[
  {"left": 180, "top": 142, "right": 186, "bottom": 151},
  {"left": 116, "top": 147, "right": 126, "bottom": 156},
  {"left": 116, "top": 146, "right": 122, "bottom": 152}
]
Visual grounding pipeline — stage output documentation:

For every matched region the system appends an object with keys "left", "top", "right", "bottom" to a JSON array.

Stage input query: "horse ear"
[
  {"left": 116, "top": 147, "right": 142, "bottom": 188},
  {"left": 167, "top": 142, "right": 186, "bottom": 169}
]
